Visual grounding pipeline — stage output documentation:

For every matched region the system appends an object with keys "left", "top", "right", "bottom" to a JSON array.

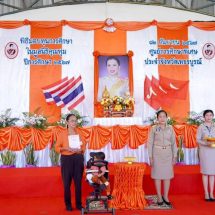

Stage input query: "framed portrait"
[{"left": 93, "top": 51, "right": 134, "bottom": 117}]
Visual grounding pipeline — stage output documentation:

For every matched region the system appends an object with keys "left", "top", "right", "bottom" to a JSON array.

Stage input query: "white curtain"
[{"left": 0, "top": 144, "right": 199, "bottom": 167}]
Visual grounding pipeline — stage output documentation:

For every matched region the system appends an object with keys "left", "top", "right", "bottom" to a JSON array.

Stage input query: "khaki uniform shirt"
[{"left": 148, "top": 125, "right": 177, "bottom": 158}]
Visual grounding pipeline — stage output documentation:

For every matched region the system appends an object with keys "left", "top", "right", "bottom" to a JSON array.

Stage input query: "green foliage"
[
  {"left": 24, "top": 143, "right": 38, "bottom": 166},
  {"left": 0, "top": 150, "right": 16, "bottom": 166},
  {"left": 49, "top": 141, "right": 60, "bottom": 166},
  {"left": 0, "top": 108, "right": 19, "bottom": 128},
  {"left": 177, "top": 136, "right": 184, "bottom": 163}
]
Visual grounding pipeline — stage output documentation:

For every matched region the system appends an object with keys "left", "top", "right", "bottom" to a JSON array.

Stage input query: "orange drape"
[
  {"left": 173, "top": 124, "right": 197, "bottom": 148},
  {"left": 111, "top": 125, "right": 130, "bottom": 149},
  {"left": 88, "top": 125, "right": 111, "bottom": 149},
  {"left": 129, "top": 125, "right": 150, "bottom": 149},
  {"left": 1, "top": 20, "right": 215, "bottom": 31},
  {"left": 0, "top": 124, "right": 198, "bottom": 151},
  {"left": 30, "top": 23, "right": 62, "bottom": 123},
  {"left": 0, "top": 128, "right": 10, "bottom": 151},
  {"left": 7, "top": 127, "right": 32, "bottom": 151}
]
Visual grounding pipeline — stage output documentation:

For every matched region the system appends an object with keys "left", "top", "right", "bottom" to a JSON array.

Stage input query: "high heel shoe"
[
  {"left": 162, "top": 196, "right": 171, "bottom": 206},
  {"left": 210, "top": 194, "right": 215, "bottom": 202},
  {"left": 157, "top": 201, "right": 163, "bottom": 206},
  {"left": 205, "top": 193, "right": 210, "bottom": 201}
]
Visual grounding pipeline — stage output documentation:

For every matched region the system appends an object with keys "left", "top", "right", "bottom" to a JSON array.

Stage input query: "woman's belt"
[{"left": 154, "top": 144, "right": 171, "bottom": 149}]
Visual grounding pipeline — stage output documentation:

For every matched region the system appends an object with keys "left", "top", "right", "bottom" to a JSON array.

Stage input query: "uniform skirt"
[
  {"left": 152, "top": 146, "right": 174, "bottom": 180},
  {"left": 199, "top": 145, "right": 215, "bottom": 175}
]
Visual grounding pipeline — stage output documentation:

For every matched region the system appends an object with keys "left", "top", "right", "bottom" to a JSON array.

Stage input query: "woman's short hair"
[
  {"left": 203, "top": 109, "right": 214, "bottom": 117},
  {"left": 106, "top": 56, "right": 120, "bottom": 66},
  {"left": 156, "top": 110, "right": 168, "bottom": 118}
]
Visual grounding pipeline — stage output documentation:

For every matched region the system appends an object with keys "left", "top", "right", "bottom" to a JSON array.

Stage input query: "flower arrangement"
[
  {"left": 186, "top": 111, "right": 204, "bottom": 125},
  {"left": 22, "top": 108, "right": 48, "bottom": 129},
  {"left": 0, "top": 109, "right": 19, "bottom": 128},
  {"left": 56, "top": 109, "right": 88, "bottom": 127}
]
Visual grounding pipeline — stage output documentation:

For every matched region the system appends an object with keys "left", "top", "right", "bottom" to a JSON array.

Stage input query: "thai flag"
[
  {"left": 43, "top": 77, "right": 75, "bottom": 104},
  {"left": 42, "top": 77, "right": 69, "bottom": 103},
  {"left": 54, "top": 75, "right": 85, "bottom": 110}
]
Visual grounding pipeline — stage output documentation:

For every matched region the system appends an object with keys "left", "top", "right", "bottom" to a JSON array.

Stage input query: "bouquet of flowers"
[
  {"left": 22, "top": 109, "right": 48, "bottom": 129},
  {"left": 0, "top": 109, "right": 19, "bottom": 128},
  {"left": 56, "top": 109, "right": 88, "bottom": 127},
  {"left": 186, "top": 111, "right": 204, "bottom": 125}
]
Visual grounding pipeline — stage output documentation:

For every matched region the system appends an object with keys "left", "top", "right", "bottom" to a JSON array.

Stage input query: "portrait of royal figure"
[{"left": 97, "top": 55, "right": 129, "bottom": 100}]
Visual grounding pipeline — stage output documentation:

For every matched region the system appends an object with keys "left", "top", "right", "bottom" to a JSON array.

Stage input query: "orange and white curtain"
[{"left": 0, "top": 20, "right": 215, "bottom": 122}]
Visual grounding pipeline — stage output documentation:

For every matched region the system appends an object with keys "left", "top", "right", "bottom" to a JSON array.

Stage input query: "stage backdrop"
[{"left": 0, "top": 20, "right": 215, "bottom": 123}]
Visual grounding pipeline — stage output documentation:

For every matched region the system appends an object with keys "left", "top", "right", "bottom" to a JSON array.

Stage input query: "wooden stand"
[{"left": 103, "top": 109, "right": 133, "bottom": 117}]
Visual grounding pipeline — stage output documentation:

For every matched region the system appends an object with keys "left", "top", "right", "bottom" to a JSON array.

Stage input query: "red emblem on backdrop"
[
  {"left": 202, "top": 43, "right": 215, "bottom": 60},
  {"left": 5, "top": 42, "right": 19, "bottom": 59}
]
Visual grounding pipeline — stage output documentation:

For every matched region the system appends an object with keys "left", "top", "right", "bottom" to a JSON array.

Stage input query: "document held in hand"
[{"left": 68, "top": 135, "right": 81, "bottom": 149}]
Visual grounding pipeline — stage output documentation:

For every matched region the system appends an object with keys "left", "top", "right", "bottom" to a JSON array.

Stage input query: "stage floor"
[
  {"left": 0, "top": 164, "right": 213, "bottom": 215},
  {"left": 0, "top": 164, "right": 203, "bottom": 198},
  {"left": 1, "top": 195, "right": 215, "bottom": 215}
]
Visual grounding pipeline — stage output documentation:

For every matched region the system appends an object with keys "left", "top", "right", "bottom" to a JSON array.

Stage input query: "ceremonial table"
[{"left": 111, "top": 162, "right": 147, "bottom": 210}]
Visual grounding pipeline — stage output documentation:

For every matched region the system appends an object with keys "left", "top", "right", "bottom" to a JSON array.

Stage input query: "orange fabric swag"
[{"left": 0, "top": 125, "right": 198, "bottom": 151}]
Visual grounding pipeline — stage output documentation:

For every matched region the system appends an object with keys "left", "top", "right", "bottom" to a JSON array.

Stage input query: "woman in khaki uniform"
[
  {"left": 148, "top": 110, "right": 177, "bottom": 206},
  {"left": 197, "top": 109, "right": 215, "bottom": 201}
]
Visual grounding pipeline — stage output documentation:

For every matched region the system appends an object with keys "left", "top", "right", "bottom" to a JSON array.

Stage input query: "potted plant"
[
  {"left": 177, "top": 136, "right": 185, "bottom": 165},
  {"left": 49, "top": 141, "right": 60, "bottom": 166},
  {"left": 0, "top": 150, "right": 16, "bottom": 168},
  {"left": 24, "top": 143, "right": 38, "bottom": 167}
]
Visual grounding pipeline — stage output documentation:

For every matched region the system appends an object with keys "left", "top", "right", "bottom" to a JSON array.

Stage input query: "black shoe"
[
  {"left": 66, "top": 205, "right": 72, "bottom": 211},
  {"left": 107, "top": 195, "right": 113, "bottom": 200},
  {"left": 205, "top": 198, "right": 211, "bottom": 202},
  {"left": 157, "top": 201, "right": 163, "bottom": 206},
  {"left": 210, "top": 198, "right": 215, "bottom": 202},
  {"left": 162, "top": 196, "right": 171, "bottom": 206},
  {"left": 76, "top": 205, "right": 83, "bottom": 210}
]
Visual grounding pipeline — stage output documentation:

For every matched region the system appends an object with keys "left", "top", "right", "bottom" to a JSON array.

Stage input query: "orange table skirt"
[{"left": 111, "top": 162, "right": 147, "bottom": 210}]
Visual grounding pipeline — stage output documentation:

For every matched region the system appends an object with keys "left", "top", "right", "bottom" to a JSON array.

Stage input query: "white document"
[{"left": 68, "top": 135, "right": 81, "bottom": 149}]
